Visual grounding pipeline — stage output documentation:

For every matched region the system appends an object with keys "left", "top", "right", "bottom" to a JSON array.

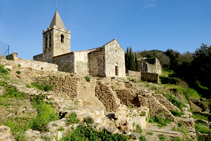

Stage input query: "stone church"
[{"left": 33, "top": 11, "right": 125, "bottom": 77}]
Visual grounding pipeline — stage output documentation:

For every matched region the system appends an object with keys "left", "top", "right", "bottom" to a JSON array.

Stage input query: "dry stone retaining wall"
[
  {"left": 141, "top": 72, "right": 159, "bottom": 83},
  {"left": 127, "top": 70, "right": 141, "bottom": 81}
]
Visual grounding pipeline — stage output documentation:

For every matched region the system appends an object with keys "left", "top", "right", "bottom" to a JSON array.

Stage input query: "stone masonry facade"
[{"left": 33, "top": 10, "right": 125, "bottom": 77}]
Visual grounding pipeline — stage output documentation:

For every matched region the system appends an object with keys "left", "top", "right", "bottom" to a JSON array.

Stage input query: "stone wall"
[
  {"left": 89, "top": 48, "right": 106, "bottom": 77},
  {"left": 127, "top": 70, "right": 141, "bottom": 81},
  {"left": 95, "top": 81, "right": 120, "bottom": 112},
  {"left": 139, "top": 58, "right": 162, "bottom": 75},
  {"left": 115, "top": 89, "right": 137, "bottom": 107},
  {"left": 141, "top": 72, "right": 159, "bottom": 83},
  {"left": 104, "top": 39, "right": 125, "bottom": 77},
  {"left": 74, "top": 51, "right": 89, "bottom": 76},
  {"left": 52, "top": 53, "right": 74, "bottom": 73},
  {"left": 6, "top": 53, "right": 58, "bottom": 72},
  {"left": 154, "top": 94, "right": 181, "bottom": 112},
  {"left": 33, "top": 53, "right": 43, "bottom": 62}
]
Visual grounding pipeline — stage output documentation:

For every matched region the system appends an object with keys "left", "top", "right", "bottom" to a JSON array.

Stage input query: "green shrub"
[
  {"left": 3, "top": 86, "right": 26, "bottom": 99},
  {"left": 0, "top": 65, "right": 9, "bottom": 75},
  {"left": 18, "top": 64, "right": 21, "bottom": 67},
  {"left": 147, "top": 132, "right": 153, "bottom": 135},
  {"left": 159, "top": 76, "right": 177, "bottom": 84},
  {"left": 84, "top": 116, "right": 94, "bottom": 124},
  {"left": 139, "top": 135, "right": 147, "bottom": 141},
  {"left": 30, "top": 95, "right": 44, "bottom": 107},
  {"left": 31, "top": 102, "right": 59, "bottom": 132},
  {"left": 135, "top": 124, "right": 142, "bottom": 133},
  {"left": 41, "top": 67, "right": 43, "bottom": 70},
  {"left": 62, "top": 125, "right": 127, "bottom": 141},
  {"left": 31, "top": 82, "right": 52, "bottom": 91},
  {"left": 5, "top": 118, "right": 31, "bottom": 141},
  {"left": 149, "top": 116, "right": 171, "bottom": 127},
  {"left": 84, "top": 75, "right": 90, "bottom": 82},
  {"left": 0, "top": 80, "right": 5, "bottom": 86},
  {"left": 16, "top": 71, "right": 21, "bottom": 74},
  {"left": 171, "top": 110, "right": 184, "bottom": 117},
  {"left": 66, "top": 112, "right": 79, "bottom": 125},
  {"left": 193, "top": 113, "right": 209, "bottom": 121},
  {"left": 159, "top": 134, "right": 166, "bottom": 141}
]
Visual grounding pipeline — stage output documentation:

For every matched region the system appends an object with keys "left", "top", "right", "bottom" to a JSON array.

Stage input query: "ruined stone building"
[
  {"left": 33, "top": 11, "right": 125, "bottom": 77},
  {"left": 138, "top": 57, "right": 162, "bottom": 74}
]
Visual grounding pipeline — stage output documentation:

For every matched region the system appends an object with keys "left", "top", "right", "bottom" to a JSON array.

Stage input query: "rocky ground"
[{"left": 0, "top": 58, "right": 210, "bottom": 141}]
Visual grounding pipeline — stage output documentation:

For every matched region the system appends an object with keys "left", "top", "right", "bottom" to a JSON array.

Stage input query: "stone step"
[{"left": 144, "top": 128, "right": 181, "bottom": 136}]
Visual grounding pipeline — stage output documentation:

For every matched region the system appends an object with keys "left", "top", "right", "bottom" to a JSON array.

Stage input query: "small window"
[
  {"left": 61, "top": 34, "right": 64, "bottom": 43},
  {"left": 45, "top": 37, "right": 47, "bottom": 48}
]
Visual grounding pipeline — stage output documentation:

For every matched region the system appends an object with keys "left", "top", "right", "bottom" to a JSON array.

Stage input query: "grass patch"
[
  {"left": 160, "top": 76, "right": 177, "bottom": 84},
  {"left": 3, "top": 86, "right": 26, "bottom": 100},
  {"left": 148, "top": 116, "right": 171, "bottom": 127},
  {"left": 172, "top": 137, "right": 182, "bottom": 141},
  {"left": 58, "top": 126, "right": 64, "bottom": 131},
  {"left": 135, "top": 124, "right": 142, "bottom": 133},
  {"left": 170, "top": 110, "right": 184, "bottom": 117},
  {"left": 66, "top": 112, "right": 79, "bottom": 125},
  {"left": 193, "top": 113, "right": 209, "bottom": 121},
  {"left": 31, "top": 82, "right": 52, "bottom": 91},
  {"left": 171, "top": 126, "right": 189, "bottom": 135},
  {"left": 159, "top": 134, "right": 167, "bottom": 141},
  {"left": 0, "top": 80, "right": 6, "bottom": 86},
  {"left": 25, "top": 84, "right": 31, "bottom": 88},
  {"left": 195, "top": 120, "right": 211, "bottom": 134},
  {"left": 168, "top": 95, "right": 186, "bottom": 110},
  {"left": 84, "top": 116, "right": 94, "bottom": 124},
  {"left": 62, "top": 125, "right": 127, "bottom": 141}
]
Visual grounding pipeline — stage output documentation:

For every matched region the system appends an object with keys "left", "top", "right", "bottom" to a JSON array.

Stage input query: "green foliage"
[
  {"left": 18, "top": 64, "right": 21, "bottom": 67},
  {"left": 139, "top": 135, "right": 147, "bottom": 141},
  {"left": 159, "top": 134, "right": 167, "bottom": 141},
  {"left": 195, "top": 120, "right": 211, "bottom": 134},
  {"left": 159, "top": 76, "right": 177, "bottom": 84},
  {"left": 170, "top": 110, "right": 184, "bottom": 117},
  {"left": 84, "top": 75, "right": 90, "bottom": 82},
  {"left": 62, "top": 125, "right": 127, "bottom": 141},
  {"left": 149, "top": 116, "right": 171, "bottom": 127},
  {"left": 31, "top": 102, "right": 59, "bottom": 132},
  {"left": 3, "top": 86, "right": 26, "bottom": 99},
  {"left": 16, "top": 71, "right": 21, "bottom": 74},
  {"left": 30, "top": 95, "right": 44, "bottom": 107},
  {"left": 172, "top": 137, "right": 182, "bottom": 141},
  {"left": 168, "top": 95, "right": 186, "bottom": 110},
  {"left": 84, "top": 116, "right": 94, "bottom": 124},
  {"left": 25, "top": 84, "right": 31, "bottom": 88},
  {"left": 5, "top": 118, "right": 31, "bottom": 141},
  {"left": 0, "top": 80, "right": 5, "bottom": 86},
  {"left": 125, "top": 47, "right": 138, "bottom": 71},
  {"left": 193, "top": 113, "right": 209, "bottom": 121},
  {"left": 31, "top": 82, "right": 52, "bottom": 91},
  {"left": 0, "top": 65, "right": 9, "bottom": 75},
  {"left": 58, "top": 126, "right": 64, "bottom": 131},
  {"left": 135, "top": 124, "right": 142, "bottom": 133},
  {"left": 41, "top": 67, "right": 43, "bottom": 70},
  {"left": 66, "top": 112, "right": 79, "bottom": 125},
  {"left": 147, "top": 132, "right": 153, "bottom": 135}
]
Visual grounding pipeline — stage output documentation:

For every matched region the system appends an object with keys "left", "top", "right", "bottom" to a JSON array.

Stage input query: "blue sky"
[{"left": 1, "top": 0, "right": 211, "bottom": 60}]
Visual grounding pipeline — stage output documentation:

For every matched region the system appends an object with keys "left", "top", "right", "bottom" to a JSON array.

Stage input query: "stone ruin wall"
[
  {"left": 141, "top": 72, "right": 159, "bottom": 83},
  {"left": 127, "top": 70, "right": 141, "bottom": 81},
  {"left": 105, "top": 40, "right": 125, "bottom": 77},
  {"left": 88, "top": 49, "right": 106, "bottom": 77},
  {"left": 155, "top": 58, "right": 162, "bottom": 74},
  {"left": 52, "top": 53, "right": 74, "bottom": 73},
  {"left": 6, "top": 53, "right": 58, "bottom": 72},
  {"left": 33, "top": 53, "right": 43, "bottom": 62}
]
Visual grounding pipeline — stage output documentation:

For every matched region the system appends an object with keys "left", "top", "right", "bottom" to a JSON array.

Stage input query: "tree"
[
  {"left": 192, "top": 44, "right": 211, "bottom": 90},
  {"left": 125, "top": 47, "right": 138, "bottom": 71},
  {"left": 156, "top": 52, "right": 170, "bottom": 69}
]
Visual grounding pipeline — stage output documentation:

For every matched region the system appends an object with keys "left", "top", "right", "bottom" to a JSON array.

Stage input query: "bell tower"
[{"left": 42, "top": 10, "right": 71, "bottom": 62}]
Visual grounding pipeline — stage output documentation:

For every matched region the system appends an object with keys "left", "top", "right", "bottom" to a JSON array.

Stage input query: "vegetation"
[
  {"left": 149, "top": 116, "right": 171, "bottom": 127},
  {"left": 125, "top": 47, "right": 138, "bottom": 71},
  {"left": 195, "top": 120, "right": 211, "bottom": 134},
  {"left": 31, "top": 82, "right": 52, "bottom": 91},
  {"left": 134, "top": 124, "right": 142, "bottom": 133},
  {"left": 139, "top": 135, "right": 147, "bottom": 141},
  {"left": 159, "top": 134, "right": 167, "bottom": 141},
  {"left": 172, "top": 137, "right": 182, "bottom": 141},
  {"left": 61, "top": 125, "right": 127, "bottom": 141},
  {"left": 170, "top": 110, "right": 184, "bottom": 117},
  {"left": 84, "top": 75, "right": 91, "bottom": 82},
  {"left": 193, "top": 113, "right": 209, "bottom": 121},
  {"left": 16, "top": 70, "right": 21, "bottom": 74},
  {"left": 0, "top": 64, "right": 9, "bottom": 75},
  {"left": 167, "top": 95, "right": 186, "bottom": 110},
  {"left": 66, "top": 112, "right": 79, "bottom": 125},
  {"left": 3, "top": 86, "right": 26, "bottom": 100},
  {"left": 84, "top": 116, "right": 94, "bottom": 124}
]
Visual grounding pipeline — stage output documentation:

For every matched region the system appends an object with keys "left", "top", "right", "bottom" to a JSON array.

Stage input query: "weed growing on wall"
[
  {"left": 135, "top": 124, "right": 142, "bottom": 133},
  {"left": 139, "top": 135, "right": 147, "bottom": 141},
  {"left": 3, "top": 86, "right": 26, "bottom": 100},
  {"left": 0, "top": 65, "right": 9, "bottom": 75},
  {"left": 66, "top": 112, "right": 79, "bottom": 125},
  {"left": 31, "top": 82, "right": 52, "bottom": 91},
  {"left": 84, "top": 75, "right": 90, "bottom": 82},
  {"left": 16, "top": 71, "right": 21, "bottom": 74},
  {"left": 170, "top": 110, "right": 184, "bottom": 117},
  {"left": 84, "top": 116, "right": 94, "bottom": 124}
]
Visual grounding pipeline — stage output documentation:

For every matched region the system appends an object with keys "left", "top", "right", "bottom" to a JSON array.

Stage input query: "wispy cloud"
[{"left": 143, "top": 0, "right": 157, "bottom": 10}]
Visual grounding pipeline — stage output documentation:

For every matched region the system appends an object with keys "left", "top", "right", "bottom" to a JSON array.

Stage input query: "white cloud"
[{"left": 143, "top": 0, "right": 157, "bottom": 10}]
